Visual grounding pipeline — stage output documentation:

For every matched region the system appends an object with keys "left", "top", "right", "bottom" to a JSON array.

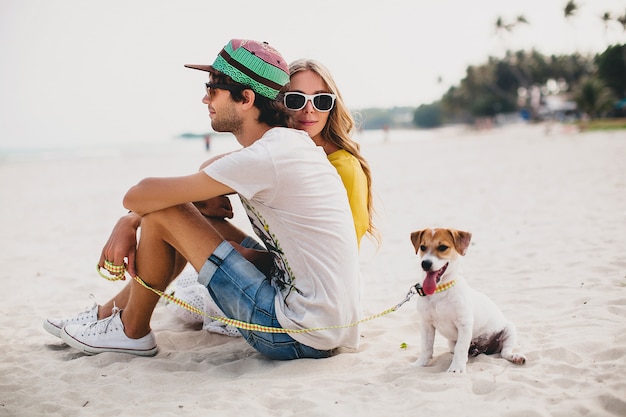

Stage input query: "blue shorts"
[{"left": 197, "top": 239, "right": 333, "bottom": 360}]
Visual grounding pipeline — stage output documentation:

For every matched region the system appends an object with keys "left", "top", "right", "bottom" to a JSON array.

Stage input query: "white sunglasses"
[{"left": 283, "top": 92, "right": 336, "bottom": 112}]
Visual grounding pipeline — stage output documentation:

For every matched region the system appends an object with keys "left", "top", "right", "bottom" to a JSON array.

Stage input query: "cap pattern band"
[{"left": 212, "top": 40, "right": 289, "bottom": 100}]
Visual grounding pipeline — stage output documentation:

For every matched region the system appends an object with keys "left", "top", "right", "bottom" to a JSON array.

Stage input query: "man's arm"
[{"left": 123, "top": 171, "right": 234, "bottom": 216}]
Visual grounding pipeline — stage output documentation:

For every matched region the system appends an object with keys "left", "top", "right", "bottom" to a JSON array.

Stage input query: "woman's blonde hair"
[{"left": 288, "top": 59, "right": 379, "bottom": 244}]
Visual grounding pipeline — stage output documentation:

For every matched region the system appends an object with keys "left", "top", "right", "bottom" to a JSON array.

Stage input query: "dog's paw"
[
  {"left": 414, "top": 357, "right": 431, "bottom": 367},
  {"left": 502, "top": 350, "right": 527, "bottom": 365},
  {"left": 510, "top": 353, "right": 527, "bottom": 365},
  {"left": 446, "top": 362, "right": 467, "bottom": 374}
]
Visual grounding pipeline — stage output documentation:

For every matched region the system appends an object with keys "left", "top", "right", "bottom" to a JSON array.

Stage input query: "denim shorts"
[{"left": 197, "top": 239, "right": 333, "bottom": 360}]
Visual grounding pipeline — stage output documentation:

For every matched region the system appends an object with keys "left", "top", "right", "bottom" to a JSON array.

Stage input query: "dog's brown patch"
[
  {"left": 410, "top": 228, "right": 472, "bottom": 256},
  {"left": 469, "top": 330, "right": 505, "bottom": 357}
]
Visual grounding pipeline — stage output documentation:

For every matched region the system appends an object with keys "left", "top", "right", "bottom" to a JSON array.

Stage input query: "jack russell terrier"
[{"left": 410, "top": 228, "right": 526, "bottom": 373}]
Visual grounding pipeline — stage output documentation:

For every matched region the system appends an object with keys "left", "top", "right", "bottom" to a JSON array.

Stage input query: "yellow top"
[{"left": 327, "top": 149, "right": 369, "bottom": 245}]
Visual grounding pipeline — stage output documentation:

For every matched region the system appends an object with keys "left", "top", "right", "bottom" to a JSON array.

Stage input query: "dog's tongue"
[{"left": 423, "top": 271, "right": 438, "bottom": 295}]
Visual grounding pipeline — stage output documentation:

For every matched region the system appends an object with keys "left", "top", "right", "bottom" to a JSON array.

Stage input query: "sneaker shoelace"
[
  {"left": 81, "top": 305, "right": 121, "bottom": 336},
  {"left": 74, "top": 294, "right": 98, "bottom": 321}
]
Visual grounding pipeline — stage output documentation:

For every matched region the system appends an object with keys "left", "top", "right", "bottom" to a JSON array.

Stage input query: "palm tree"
[
  {"left": 617, "top": 9, "right": 626, "bottom": 46},
  {"left": 495, "top": 16, "right": 513, "bottom": 37},
  {"left": 564, "top": 0, "right": 580, "bottom": 52},
  {"left": 600, "top": 12, "right": 615, "bottom": 46},
  {"left": 495, "top": 15, "right": 529, "bottom": 35},
  {"left": 564, "top": 0, "right": 578, "bottom": 19},
  {"left": 516, "top": 15, "right": 529, "bottom": 26},
  {"left": 618, "top": 11, "right": 626, "bottom": 73},
  {"left": 494, "top": 15, "right": 529, "bottom": 56},
  {"left": 573, "top": 77, "right": 616, "bottom": 119},
  {"left": 618, "top": 10, "right": 626, "bottom": 31}
]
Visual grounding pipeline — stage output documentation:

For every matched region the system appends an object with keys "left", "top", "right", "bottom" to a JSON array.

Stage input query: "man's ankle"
[{"left": 119, "top": 310, "right": 152, "bottom": 339}]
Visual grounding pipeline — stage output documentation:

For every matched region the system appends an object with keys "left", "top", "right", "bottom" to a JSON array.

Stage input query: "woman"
[{"left": 285, "top": 59, "right": 377, "bottom": 245}]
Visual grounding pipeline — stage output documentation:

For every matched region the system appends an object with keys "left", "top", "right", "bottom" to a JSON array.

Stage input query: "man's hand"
[
  {"left": 230, "top": 241, "right": 273, "bottom": 278},
  {"left": 194, "top": 195, "right": 234, "bottom": 220},
  {"left": 98, "top": 212, "right": 141, "bottom": 277}
]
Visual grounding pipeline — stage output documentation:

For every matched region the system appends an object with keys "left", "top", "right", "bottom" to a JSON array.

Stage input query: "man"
[{"left": 45, "top": 39, "right": 361, "bottom": 360}]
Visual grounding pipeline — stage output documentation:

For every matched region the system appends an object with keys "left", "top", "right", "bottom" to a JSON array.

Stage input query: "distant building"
[{"left": 539, "top": 94, "right": 577, "bottom": 121}]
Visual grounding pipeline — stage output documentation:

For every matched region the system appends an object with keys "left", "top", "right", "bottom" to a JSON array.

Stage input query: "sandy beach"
[{"left": 1, "top": 123, "right": 625, "bottom": 417}]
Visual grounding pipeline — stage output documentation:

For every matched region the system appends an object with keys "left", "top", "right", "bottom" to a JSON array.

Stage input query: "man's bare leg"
[
  {"left": 96, "top": 211, "right": 247, "bottom": 319},
  {"left": 97, "top": 253, "right": 187, "bottom": 319},
  {"left": 118, "top": 203, "right": 225, "bottom": 338}
]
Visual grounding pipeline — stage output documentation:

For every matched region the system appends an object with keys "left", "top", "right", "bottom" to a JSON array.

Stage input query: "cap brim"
[{"left": 184, "top": 64, "right": 217, "bottom": 73}]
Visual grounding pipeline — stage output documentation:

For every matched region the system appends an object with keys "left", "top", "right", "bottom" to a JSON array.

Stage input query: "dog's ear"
[
  {"left": 410, "top": 229, "right": 426, "bottom": 253},
  {"left": 451, "top": 230, "right": 472, "bottom": 256}
]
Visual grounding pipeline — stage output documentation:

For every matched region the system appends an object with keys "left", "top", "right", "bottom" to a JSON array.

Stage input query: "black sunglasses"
[
  {"left": 283, "top": 92, "right": 336, "bottom": 112},
  {"left": 204, "top": 82, "right": 246, "bottom": 97}
]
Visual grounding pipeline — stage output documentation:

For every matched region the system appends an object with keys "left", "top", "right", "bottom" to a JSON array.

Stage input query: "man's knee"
[{"left": 141, "top": 204, "right": 195, "bottom": 231}]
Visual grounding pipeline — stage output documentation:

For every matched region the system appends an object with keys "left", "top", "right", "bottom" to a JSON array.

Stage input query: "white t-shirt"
[{"left": 203, "top": 127, "right": 361, "bottom": 350}]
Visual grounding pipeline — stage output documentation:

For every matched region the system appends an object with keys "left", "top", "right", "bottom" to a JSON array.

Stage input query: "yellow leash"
[{"left": 98, "top": 262, "right": 416, "bottom": 334}]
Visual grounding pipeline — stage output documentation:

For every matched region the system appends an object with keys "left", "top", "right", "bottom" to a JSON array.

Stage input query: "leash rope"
[{"left": 97, "top": 265, "right": 417, "bottom": 334}]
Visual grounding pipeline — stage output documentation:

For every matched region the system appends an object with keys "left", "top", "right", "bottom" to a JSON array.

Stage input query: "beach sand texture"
[{"left": 1, "top": 124, "right": 625, "bottom": 416}]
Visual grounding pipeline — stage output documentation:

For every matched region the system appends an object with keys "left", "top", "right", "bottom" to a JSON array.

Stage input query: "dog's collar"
[{"left": 413, "top": 280, "right": 456, "bottom": 296}]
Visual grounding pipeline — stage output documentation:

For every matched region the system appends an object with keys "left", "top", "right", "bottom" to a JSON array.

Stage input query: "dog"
[{"left": 410, "top": 228, "right": 526, "bottom": 373}]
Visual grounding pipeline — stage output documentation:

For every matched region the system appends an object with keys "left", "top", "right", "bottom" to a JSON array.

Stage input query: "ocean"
[{"left": 0, "top": 128, "right": 455, "bottom": 166}]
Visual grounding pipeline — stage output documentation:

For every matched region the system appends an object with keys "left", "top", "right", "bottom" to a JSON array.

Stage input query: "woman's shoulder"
[
  {"left": 327, "top": 148, "right": 354, "bottom": 161},
  {"left": 328, "top": 149, "right": 361, "bottom": 168}
]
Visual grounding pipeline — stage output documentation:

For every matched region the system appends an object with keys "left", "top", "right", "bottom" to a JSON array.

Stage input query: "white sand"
[{"left": 1, "top": 123, "right": 625, "bottom": 416}]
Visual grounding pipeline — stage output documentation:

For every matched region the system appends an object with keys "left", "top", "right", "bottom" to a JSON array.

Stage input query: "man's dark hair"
[{"left": 212, "top": 73, "right": 289, "bottom": 127}]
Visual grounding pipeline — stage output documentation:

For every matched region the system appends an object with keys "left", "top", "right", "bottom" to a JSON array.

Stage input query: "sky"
[{"left": 1, "top": 0, "right": 624, "bottom": 150}]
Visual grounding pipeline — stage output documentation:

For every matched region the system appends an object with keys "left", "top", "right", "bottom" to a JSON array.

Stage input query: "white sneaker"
[
  {"left": 60, "top": 308, "right": 157, "bottom": 356},
  {"left": 44, "top": 295, "right": 99, "bottom": 338}
]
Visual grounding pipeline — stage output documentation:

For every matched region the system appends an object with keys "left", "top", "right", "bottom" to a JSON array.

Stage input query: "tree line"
[
  {"left": 418, "top": 44, "right": 626, "bottom": 127},
  {"left": 366, "top": 2, "right": 626, "bottom": 129}
]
